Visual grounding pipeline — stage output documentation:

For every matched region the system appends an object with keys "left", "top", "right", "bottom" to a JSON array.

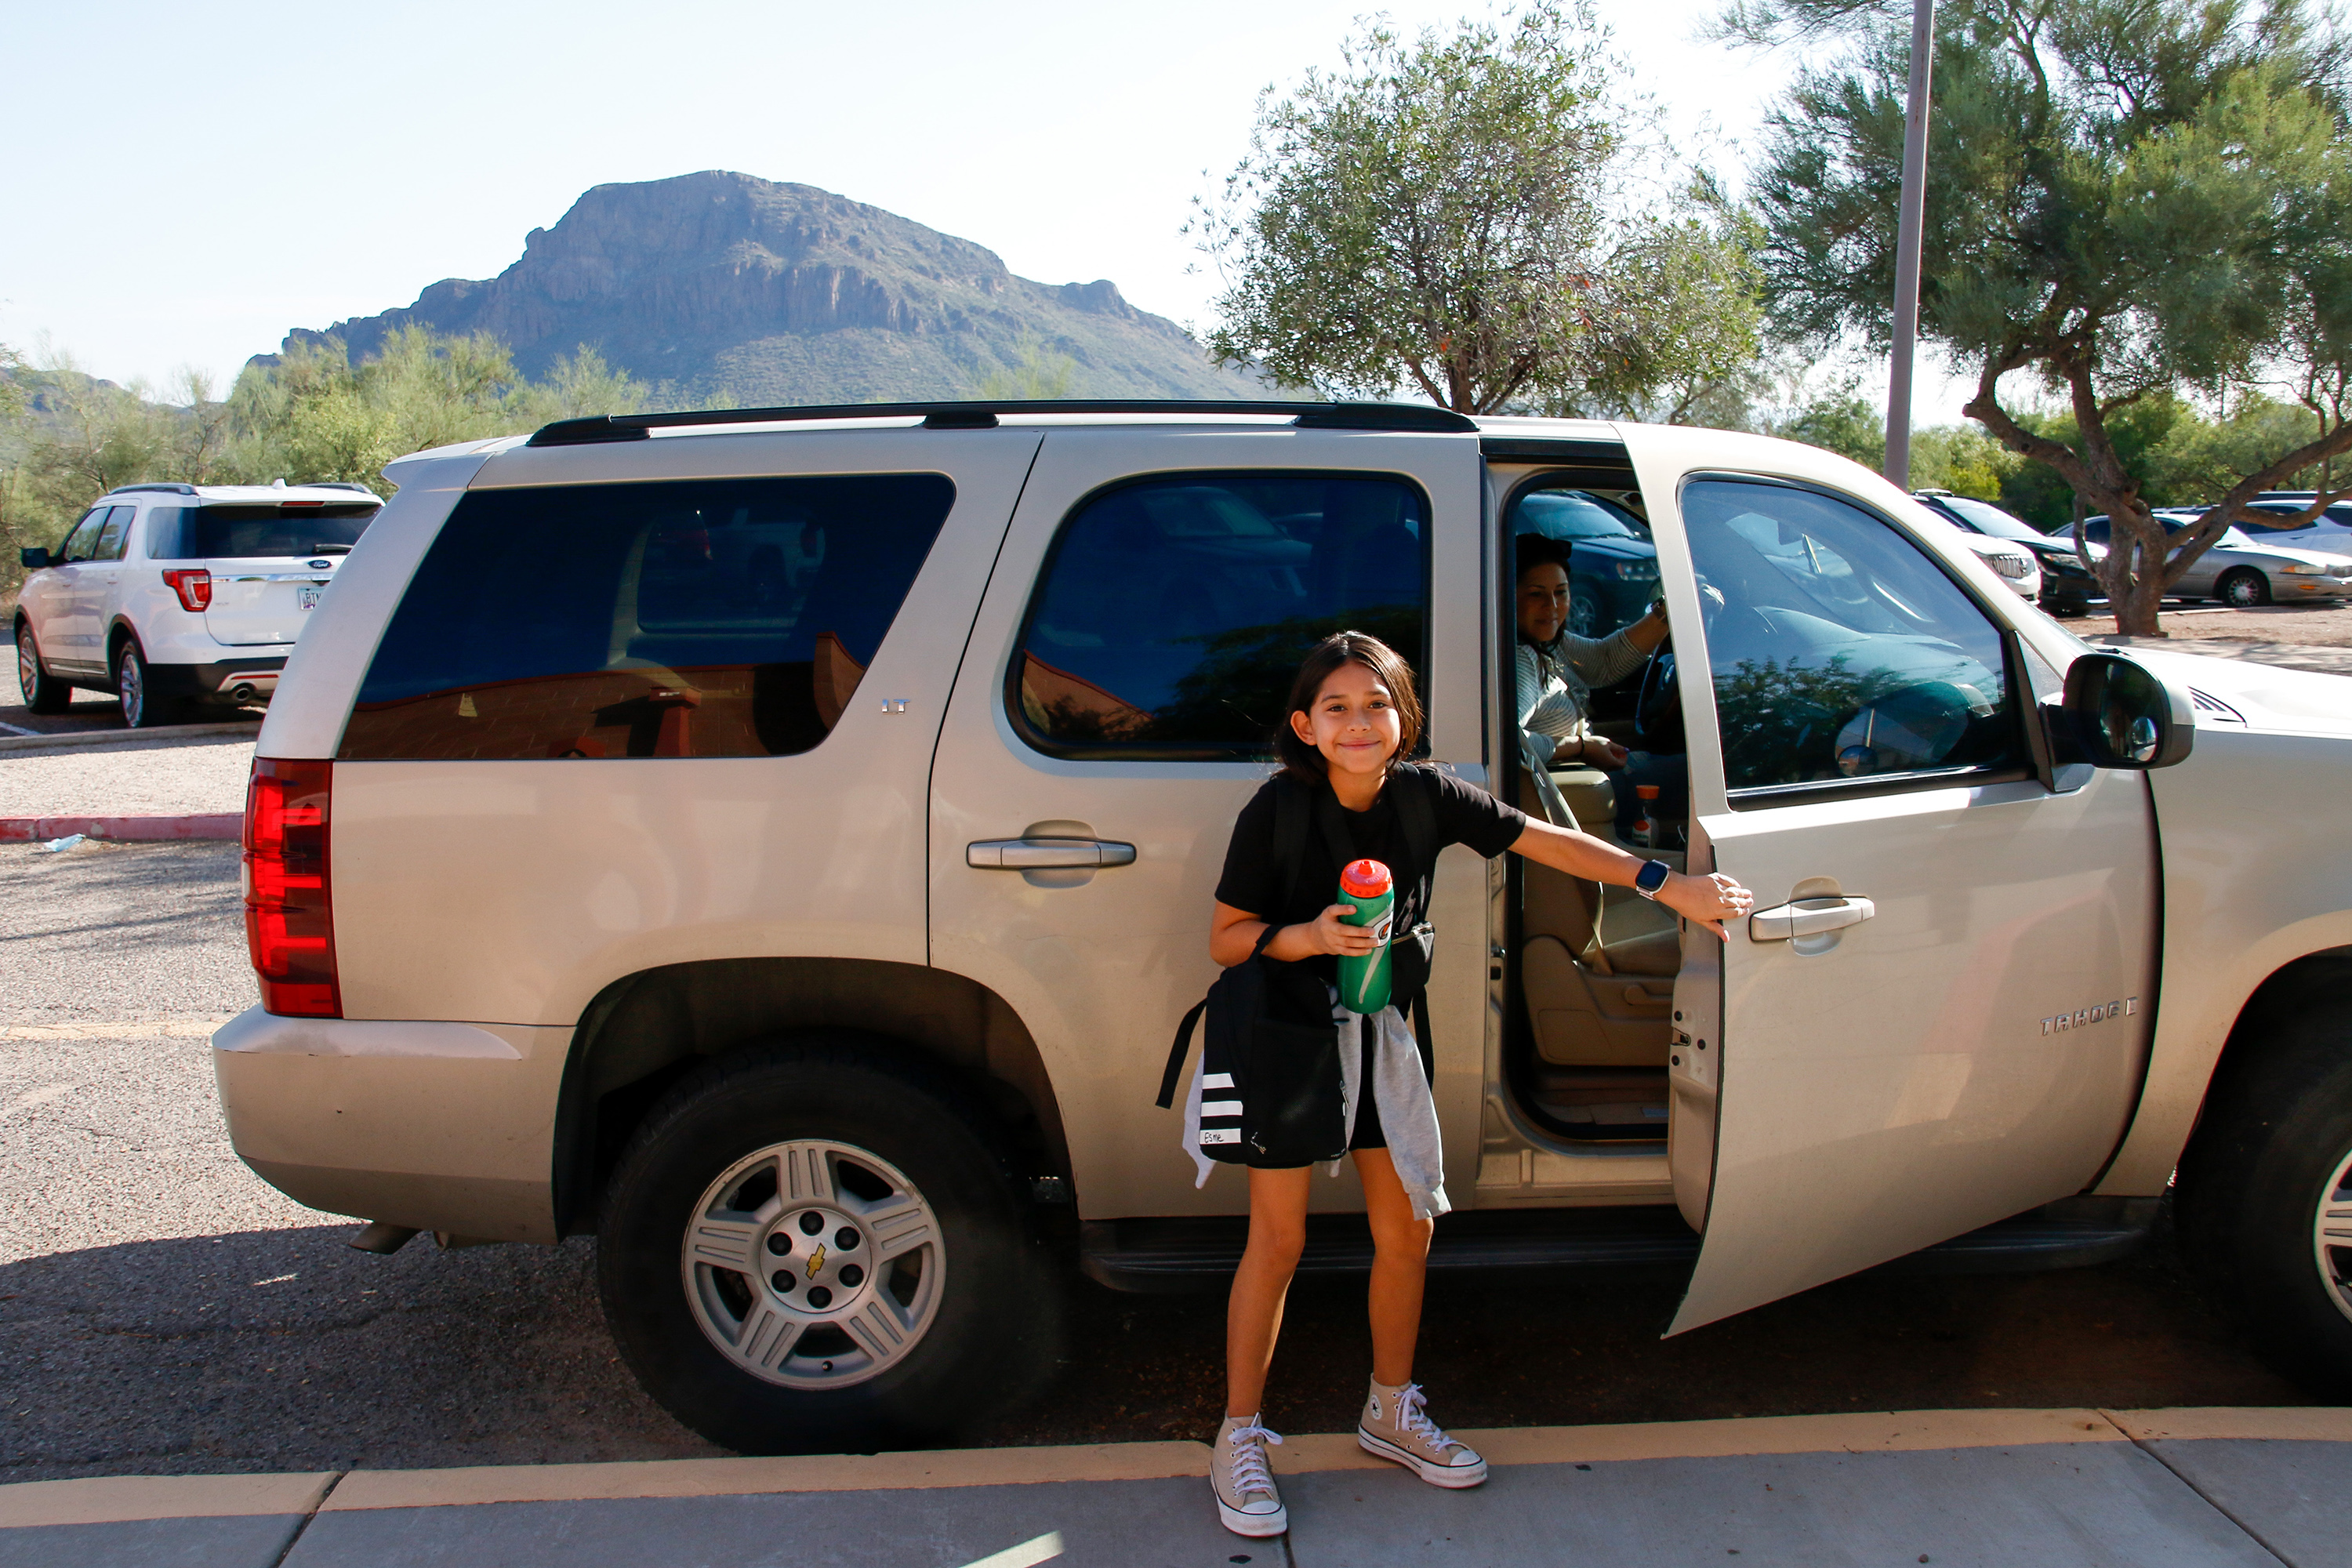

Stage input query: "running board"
[{"left": 1077, "top": 1196, "right": 2158, "bottom": 1294}]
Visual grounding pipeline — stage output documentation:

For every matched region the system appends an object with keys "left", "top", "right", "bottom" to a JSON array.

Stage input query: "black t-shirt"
[{"left": 1214, "top": 765, "right": 1529, "bottom": 984}]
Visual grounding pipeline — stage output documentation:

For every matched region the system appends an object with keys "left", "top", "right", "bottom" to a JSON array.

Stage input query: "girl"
[{"left": 1203, "top": 631, "right": 1751, "bottom": 1537}]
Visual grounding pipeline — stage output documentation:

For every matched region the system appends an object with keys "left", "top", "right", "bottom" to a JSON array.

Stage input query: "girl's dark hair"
[
  {"left": 1274, "top": 631, "right": 1425, "bottom": 783},
  {"left": 1515, "top": 532, "right": 1572, "bottom": 582}
]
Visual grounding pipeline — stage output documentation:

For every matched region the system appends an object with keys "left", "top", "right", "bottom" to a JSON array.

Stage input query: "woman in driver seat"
[{"left": 1515, "top": 534, "right": 1668, "bottom": 773}]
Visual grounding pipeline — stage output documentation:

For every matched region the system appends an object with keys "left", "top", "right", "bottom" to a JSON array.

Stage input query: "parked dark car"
[{"left": 1912, "top": 489, "right": 2100, "bottom": 616}]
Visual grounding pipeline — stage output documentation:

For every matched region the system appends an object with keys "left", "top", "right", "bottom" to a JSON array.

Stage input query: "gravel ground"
[
  {"left": 0, "top": 734, "right": 256, "bottom": 818},
  {"left": 0, "top": 840, "right": 2311, "bottom": 1486},
  {"left": 2059, "top": 601, "right": 2352, "bottom": 647}
]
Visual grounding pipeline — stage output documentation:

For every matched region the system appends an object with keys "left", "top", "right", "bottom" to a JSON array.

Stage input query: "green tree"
[
  {"left": 1195, "top": 3, "right": 1762, "bottom": 415},
  {"left": 967, "top": 333, "right": 1080, "bottom": 401},
  {"left": 1770, "top": 389, "right": 1886, "bottom": 466},
  {"left": 1735, "top": 0, "right": 2352, "bottom": 632}
]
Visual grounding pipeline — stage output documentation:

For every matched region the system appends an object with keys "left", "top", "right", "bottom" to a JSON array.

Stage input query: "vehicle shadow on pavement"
[
  {"left": 0, "top": 1220, "right": 2313, "bottom": 1486},
  {"left": 0, "top": 1226, "right": 723, "bottom": 1484}
]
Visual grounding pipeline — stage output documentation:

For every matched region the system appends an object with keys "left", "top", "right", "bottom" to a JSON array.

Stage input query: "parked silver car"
[{"left": 2066, "top": 512, "right": 2352, "bottom": 606}]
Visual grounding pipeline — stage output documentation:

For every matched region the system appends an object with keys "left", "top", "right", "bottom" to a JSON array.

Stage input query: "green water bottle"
[{"left": 1337, "top": 858, "right": 1396, "bottom": 1014}]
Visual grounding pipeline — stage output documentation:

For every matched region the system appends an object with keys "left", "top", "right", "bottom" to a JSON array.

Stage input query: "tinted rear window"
[
  {"left": 1011, "top": 472, "right": 1428, "bottom": 757},
  {"left": 150, "top": 504, "right": 379, "bottom": 559},
  {"left": 339, "top": 474, "right": 955, "bottom": 761}
]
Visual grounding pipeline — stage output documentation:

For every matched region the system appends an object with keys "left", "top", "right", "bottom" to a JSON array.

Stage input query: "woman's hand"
[
  {"left": 1269, "top": 903, "right": 1381, "bottom": 960},
  {"left": 1577, "top": 735, "right": 1630, "bottom": 770},
  {"left": 1657, "top": 871, "right": 1754, "bottom": 942}
]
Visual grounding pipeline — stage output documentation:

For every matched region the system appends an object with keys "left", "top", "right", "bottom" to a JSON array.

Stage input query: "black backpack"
[{"left": 1154, "top": 766, "right": 1439, "bottom": 1168}]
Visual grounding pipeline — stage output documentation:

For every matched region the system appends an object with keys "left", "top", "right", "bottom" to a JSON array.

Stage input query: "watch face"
[{"left": 1636, "top": 858, "right": 1671, "bottom": 895}]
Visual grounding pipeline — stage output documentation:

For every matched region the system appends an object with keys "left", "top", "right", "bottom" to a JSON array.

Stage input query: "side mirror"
[
  {"left": 2060, "top": 652, "right": 2194, "bottom": 770},
  {"left": 19, "top": 547, "right": 50, "bottom": 570}
]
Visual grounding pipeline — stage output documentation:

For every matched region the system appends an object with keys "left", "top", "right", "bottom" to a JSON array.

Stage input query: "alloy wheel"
[
  {"left": 2222, "top": 571, "right": 2270, "bottom": 608},
  {"left": 117, "top": 648, "right": 145, "bottom": 727},
  {"left": 2311, "top": 1145, "right": 2352, "bottom": 1327},
  {"left": 680, "top": 1139, "right": 946, "bottom": 1390},
  {"left": 16, "top": 634, "right": 37, "bottom": 705}
]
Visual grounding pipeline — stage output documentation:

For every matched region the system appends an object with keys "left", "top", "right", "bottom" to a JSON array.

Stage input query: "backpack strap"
[
  {"left": 1392, "top": 763, "right": 1440, "bottom": 899},
  {"left": 1271, "top": 771, "right": 1310, "bottom": 915},
  {"left": 1154, "top": 1000, "right": 1207, "bottom": 1109}
]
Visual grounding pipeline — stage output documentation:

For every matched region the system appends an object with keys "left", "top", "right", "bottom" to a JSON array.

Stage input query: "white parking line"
[{"left": 959, "top": 1532, "right": 1064, "bottom": 1568}]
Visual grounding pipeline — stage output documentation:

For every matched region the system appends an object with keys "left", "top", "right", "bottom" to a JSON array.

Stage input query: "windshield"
[
  {"left": 1931, "top": 494, "right": 2045, "bottom": 542},
  {"left": 150, "top": 503, "right": 379, "bottom": 560},
  {"left": 1514, "top": 488, "right": 1650, "bottom": 542}
]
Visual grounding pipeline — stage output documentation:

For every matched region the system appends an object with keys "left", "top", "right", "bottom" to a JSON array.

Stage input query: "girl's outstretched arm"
[{"left": 1508, "top": 818, "right": 1755, "bottom": 941}]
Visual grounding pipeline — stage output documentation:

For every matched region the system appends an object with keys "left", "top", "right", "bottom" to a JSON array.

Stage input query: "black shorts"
[{"left": 1347, "top": 1018, "right": 1388, "bottom": 1150}]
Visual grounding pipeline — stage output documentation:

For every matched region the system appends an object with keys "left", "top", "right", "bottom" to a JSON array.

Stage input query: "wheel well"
[
  {"left": 2192, "top": 946, "right": 2352, "bottom": 1137},
  {"left": 554, "top": 958, "right": 1069, "bottom": 1236},
  {"left": 106, "top": 621, "right": 138, "bottom": 666}
]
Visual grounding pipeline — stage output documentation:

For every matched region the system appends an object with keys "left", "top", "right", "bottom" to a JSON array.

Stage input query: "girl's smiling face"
[{"left": 1290, "top": 658, "right": 1403, "bottom": 785}]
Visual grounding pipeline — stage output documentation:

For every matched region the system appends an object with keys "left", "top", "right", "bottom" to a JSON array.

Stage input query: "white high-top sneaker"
[
  {"left": 1357, "top": 1379, "right": 1488, "bottom": 1487},
  {"left": 1211, "top": 1413, "right": 1287, "bottom": 1536}
]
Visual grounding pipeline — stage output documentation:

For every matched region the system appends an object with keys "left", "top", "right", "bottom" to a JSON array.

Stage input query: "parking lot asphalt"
[{"left": 0, "top": 838, "right": 2314, "bottom": 1494}]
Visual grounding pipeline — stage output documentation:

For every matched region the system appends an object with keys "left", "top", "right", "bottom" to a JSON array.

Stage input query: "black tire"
[
  {"left": 2218, "top": 568, "right": 2271, "bottom": 608},
  {"left": 15, "top": 621, "right": 74, "bottom": 714},
  {"left": 597, "top": 1036, "right": 1060, "bottom": 1454},
  {"left": 114, "top": 637, "right": 185, "bottom": 729},
  {"left": 2176, "top": 958, "right": 2352, "bottom": 1396},
  {"left": 2043, "top": 594, "right": 2090, "bottom": 619}
]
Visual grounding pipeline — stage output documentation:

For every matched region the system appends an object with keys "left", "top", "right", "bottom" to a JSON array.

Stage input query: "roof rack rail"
[
  {"left": 111, "top": 482, "right": 199, "bottom": 496},
  {"left": 526, "top": 398, "right": 1479, "bottom": 448},
  {"left": 310, "top": 481, "right": 378, "bottom": 494}
]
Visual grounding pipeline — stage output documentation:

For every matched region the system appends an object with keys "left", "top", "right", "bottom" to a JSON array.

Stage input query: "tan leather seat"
[{"left": 1517, "top": 771, "right": 1679, "bottom": 1069}]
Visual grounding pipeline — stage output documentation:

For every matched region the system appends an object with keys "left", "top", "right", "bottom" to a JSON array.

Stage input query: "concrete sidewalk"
[{"left": 3, "top": 1407, "right": 2344, "bottom": 1567}]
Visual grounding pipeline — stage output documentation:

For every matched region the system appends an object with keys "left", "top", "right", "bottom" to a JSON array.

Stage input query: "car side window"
[
  {"left": 58, "top": 509, "right": 107, "bottom": 562},
  {"left": 1681, "top": 477, "right": 2022, "bottom": 796},
  {"left": 93, "top": 506, "right": 132, "bottom": 561},
  {"left": 339, "top": 474, "right": 956, "bottom": 761},
  {"left": 1011, "top": 472, "right": 1428, "bottom": 757}
]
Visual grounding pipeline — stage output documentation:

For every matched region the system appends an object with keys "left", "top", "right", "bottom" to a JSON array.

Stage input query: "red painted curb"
[{"left": 0, "top": 814, "right": 242, "bottom": 843}]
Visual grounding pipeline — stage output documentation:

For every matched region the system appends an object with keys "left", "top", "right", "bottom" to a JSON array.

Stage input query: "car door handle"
[
  {"left": 1749, "top": 896, "right": 1875, "bottom": 942},
  {"left": 967, "top": 838, "right": 1138, "bottom": 869}
]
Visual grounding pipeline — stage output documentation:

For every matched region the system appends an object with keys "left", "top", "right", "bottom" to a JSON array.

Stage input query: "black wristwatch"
[{"left": 1634, "top": 859, "right": 1671, "bottom": 900}]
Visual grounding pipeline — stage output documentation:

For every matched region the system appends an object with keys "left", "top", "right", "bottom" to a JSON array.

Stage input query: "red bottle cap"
[
  {"left": 1341, "top": 858, "right": 1392, "bottom": 898},
  {"left": 1637, "top": 785, "right": 1661, "bottom": 800}
]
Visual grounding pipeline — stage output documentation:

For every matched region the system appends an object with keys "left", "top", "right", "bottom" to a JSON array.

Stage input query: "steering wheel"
[{"left": 1632, "top": 637, "right": 1684, "bottom": 755}]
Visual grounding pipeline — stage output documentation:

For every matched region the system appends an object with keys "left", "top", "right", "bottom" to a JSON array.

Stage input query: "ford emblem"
[{"left": 308, "top": 559, "right": 332, "bottom": 569}]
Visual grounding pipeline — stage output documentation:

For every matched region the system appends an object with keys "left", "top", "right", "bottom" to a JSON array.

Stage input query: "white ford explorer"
[
  {"left": 210, "top": 399, "right": 2352, "bottom": 1455},
  {"left": 15, "top": 482, "right": 379, "bottom": 726}
]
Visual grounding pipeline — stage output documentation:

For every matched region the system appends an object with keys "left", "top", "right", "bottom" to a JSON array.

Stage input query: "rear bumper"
[
  {"left": 210, "top": 1006, "right": 571, "bottom": 1242},
  {"left": 145, "top": 655, "right": 289, "bottom": 702}
]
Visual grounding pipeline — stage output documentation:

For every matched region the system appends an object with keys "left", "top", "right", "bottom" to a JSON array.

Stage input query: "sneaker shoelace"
[
  {"left": 1226, "top": 1422, "right": 1283, "bottom": 1501},
  {"left": 1392, "top": 1384, "right": 1465, "bottom": 1457}
]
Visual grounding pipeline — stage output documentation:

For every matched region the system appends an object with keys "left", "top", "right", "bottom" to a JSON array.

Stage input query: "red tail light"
[
  {"left": 244, "top": 758, "right": 339, "bottom": 1017},
  {"left": 162, "top": 568, "right": 212, "bottom": 612}
]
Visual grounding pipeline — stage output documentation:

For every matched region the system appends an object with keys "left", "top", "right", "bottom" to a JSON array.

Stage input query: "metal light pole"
[{"left": 1884, "top": 0, "right": 1935, "bottom": 489}]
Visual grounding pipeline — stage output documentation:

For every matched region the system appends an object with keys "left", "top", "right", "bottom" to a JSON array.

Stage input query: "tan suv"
[{"left": 214, "top": 400, "right": 2352, "bottom": 1454}]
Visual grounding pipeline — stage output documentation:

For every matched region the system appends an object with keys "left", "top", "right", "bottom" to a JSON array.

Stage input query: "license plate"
[{"left": 299, "top": 584, "right": 323, "bottom": 611}]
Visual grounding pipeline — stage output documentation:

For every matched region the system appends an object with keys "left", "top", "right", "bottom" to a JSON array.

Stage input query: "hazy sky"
[{"left": 3, "top": 1, "right": 1951, "bottom": 415}]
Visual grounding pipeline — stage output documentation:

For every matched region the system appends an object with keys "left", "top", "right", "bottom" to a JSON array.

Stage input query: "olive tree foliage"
[
  {"left": 230, "top": 328, "right": 646, "bottom": 496},
  {"left": 0, "top": 330, "right": 644, "bottom": 596},
  {"left": 1193, "top": 3, "right": 1762, "bottom": 416},
  {"left": 1732, "top": 0, "right": 2352, "bottom": 633}
]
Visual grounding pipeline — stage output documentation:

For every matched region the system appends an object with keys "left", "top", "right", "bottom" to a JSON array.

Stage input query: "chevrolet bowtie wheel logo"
[{"left": 805, "top": 1243, "right": 826, "bottom": 1279}]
